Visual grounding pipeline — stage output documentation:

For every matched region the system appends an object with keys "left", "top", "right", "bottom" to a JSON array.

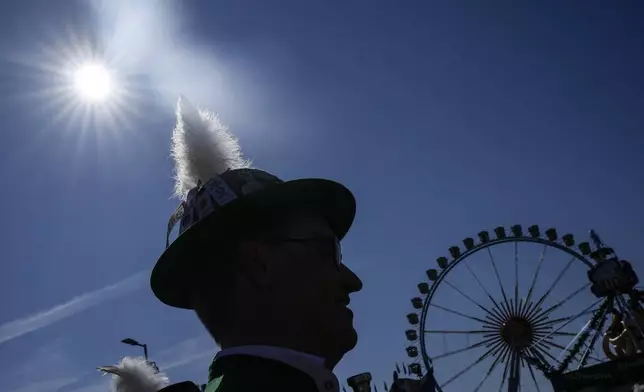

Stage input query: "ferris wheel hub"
[{"left": 501, "top": 316, "right": 534, "bottom": 350}]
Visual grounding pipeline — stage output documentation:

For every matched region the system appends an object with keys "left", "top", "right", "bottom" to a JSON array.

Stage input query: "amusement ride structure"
[{"left": 383, "top": 225, "right": 644, "bottom": 392}]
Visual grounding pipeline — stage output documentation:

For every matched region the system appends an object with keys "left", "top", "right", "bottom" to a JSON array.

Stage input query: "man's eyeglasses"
[{"left": 260, "top": 237, "right": 342, "bottom": 268}]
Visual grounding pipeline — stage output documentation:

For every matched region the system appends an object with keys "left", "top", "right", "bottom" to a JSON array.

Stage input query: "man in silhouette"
[{"left": 150, "top": 98, "right": 363, "bottom": 392}]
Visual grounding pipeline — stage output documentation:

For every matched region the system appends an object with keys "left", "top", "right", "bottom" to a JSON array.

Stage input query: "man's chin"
[
  {"left": 349, "top": 328, "right": 358, "bottom": 350},
  {"left": 339, "top": 324, "right": 358, "bottom": 352},
  {"left": 325, "top": 327, "right": 358, "bottom": 369}
]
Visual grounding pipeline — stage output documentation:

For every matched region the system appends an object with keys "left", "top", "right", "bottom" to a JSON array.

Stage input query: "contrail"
[{"left": 0, "top": 272, "right": 147, "bottom": 346}]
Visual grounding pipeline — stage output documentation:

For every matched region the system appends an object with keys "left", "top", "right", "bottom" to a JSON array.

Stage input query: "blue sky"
[{"left": 0, "top": 1, "right": 643, "bottom": 391}]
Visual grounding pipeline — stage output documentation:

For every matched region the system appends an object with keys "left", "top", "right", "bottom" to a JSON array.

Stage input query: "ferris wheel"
[{"left": 402, "top": 225, "right": 643, "bottom": 392}]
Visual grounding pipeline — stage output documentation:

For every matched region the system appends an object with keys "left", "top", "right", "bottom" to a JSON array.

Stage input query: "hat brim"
[{"left": 150, "top": 178, "right": 356, "bottom": 309}]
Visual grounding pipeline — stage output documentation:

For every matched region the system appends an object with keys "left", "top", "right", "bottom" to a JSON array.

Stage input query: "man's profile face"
[{"left": 253, "top": 211, "right": 363, "bottom": 359}]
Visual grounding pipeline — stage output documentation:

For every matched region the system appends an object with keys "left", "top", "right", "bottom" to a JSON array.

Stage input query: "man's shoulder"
[{"left": 206, "top": 354, "right": 318, "bottom": 392}]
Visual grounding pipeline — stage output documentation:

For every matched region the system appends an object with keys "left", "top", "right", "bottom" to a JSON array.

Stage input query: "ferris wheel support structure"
[{"left": 402, "top": 225, "right": 642, "bottom": 392}]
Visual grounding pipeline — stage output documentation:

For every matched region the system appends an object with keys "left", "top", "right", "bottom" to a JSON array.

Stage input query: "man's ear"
[{"left": 237, "top": 241, "right": 271, "bottom": 288}]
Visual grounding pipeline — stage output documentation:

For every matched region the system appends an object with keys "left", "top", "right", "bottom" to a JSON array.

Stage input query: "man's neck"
[
  {"left": 219, "top": 345, "right": 325, "bottom": 365},
  {"left": 219, "top": 337, "right": 338, "bottom": 369}
]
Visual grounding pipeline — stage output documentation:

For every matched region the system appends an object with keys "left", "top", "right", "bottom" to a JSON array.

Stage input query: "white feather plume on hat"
[
  {"left": 171, "top": 96, "right": 251, "bottom": 199},
  {"left": 98, "top": 357, "right": 169, "bottom": 392}
]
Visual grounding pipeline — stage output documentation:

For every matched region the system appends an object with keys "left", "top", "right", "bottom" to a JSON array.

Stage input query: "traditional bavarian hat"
[{"left": 151, "top": 97, "right": 356, "bottom": 309}]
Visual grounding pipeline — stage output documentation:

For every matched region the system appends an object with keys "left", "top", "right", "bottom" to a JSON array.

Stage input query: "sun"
[{"left": 73, "top": 63, "right": 112, "bottom": 102}]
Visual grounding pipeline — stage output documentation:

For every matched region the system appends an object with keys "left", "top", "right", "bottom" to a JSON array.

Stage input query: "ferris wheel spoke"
[
  {"left": 429, "top": 303, "right": 493, "bottom": 325},
  {"left": 433, "top": 335, "right": 500, "bottom": 361},
  {"left": 531, "top": 328, "right": 580, "bottom": 344},
  {"left": 515, "top": 298, "right": 524, "bottom": 319},
  {"left": 424, "top": 329, "right": 492, "bottom": 335},
  {"left": 522, "top": 356, "right": 542, "bottom": 392},
  {"left": 531, "top": 344, "right": 559, "bottom": 365},
  {"left": 498, "top": 352, "right": 511, "bottom": 392},
  {"left": 532, "top": 307, "right": 598, "bottom": 329},
  {"left": 473, "top": 344, "right": 511, "bottom": 392},
  {"left": 530, "top": 283, "right": 591, "bottom": 326},
  {"left": 443, "top": 279, "right": 507, "bottom": 325},
  {"left": 526, "top": 345, "right": 555, "bottom": 369},
  {"left": 439, "top": 339, "right": 506, "bottom": 389},
  {"left": 519, "top": 244, "right": 548, "bottom": 317},
  {"left": 531, "top": 298, "right": 604, "bottom": 350},
  {"left": 486, "top": 247, "right": 514, "bottom": 317},
  {"left": 487, "top": 306, "right": 511, "bottom": 326},
  {"left": 534, "top": 330, "right": 579, "bottom": 338},
  {"left": 499, "top": 345, "right": 514, "bottom": 365},
  {"left": 539, "top": 339, "right": 568, "bottom": 352},
  {"left": 522, "top": 255, "right": 577, "bottom": 321},
  {"left": 463, "top": 259, "right": 507, "bottom": 316},
  {"left": 514, "top": 242, "right": 520, "bottom": 315}
]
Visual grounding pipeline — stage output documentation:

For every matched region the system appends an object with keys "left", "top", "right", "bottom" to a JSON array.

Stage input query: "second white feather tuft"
[
  {"left": 171, "top": 96, "right": 250, "bottom": 198},
  {"left": 98, "top": 357, "right": 169, "bottom": 392}
]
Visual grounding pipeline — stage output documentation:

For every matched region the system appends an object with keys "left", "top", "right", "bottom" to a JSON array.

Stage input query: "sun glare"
[{"left": 73, "top": 63, "right": 112, "bottom": 102}]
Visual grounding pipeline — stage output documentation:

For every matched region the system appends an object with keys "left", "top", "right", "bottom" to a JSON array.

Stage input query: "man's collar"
[
  {"left": 214, "top": 345, "right": 339, "bottom": 392},
  {"left": 216, "top": 345, "right": 326, "bottom": 366}
]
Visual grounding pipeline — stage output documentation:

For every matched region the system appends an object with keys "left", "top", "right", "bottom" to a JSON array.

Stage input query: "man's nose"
[{"left": 340, "top": 264, "right": 363, "bottom": 293}]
